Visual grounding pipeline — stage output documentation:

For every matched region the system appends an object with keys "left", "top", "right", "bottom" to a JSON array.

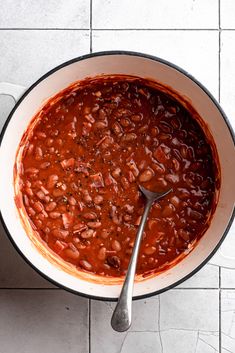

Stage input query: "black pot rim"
[{"left": 0, "top": 50, "right": 234, "bottom": 302}]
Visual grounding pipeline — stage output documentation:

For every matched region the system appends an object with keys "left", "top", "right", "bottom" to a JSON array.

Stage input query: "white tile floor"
[{"left": 0, "top": 1, "right": 234, "bottom": 352}]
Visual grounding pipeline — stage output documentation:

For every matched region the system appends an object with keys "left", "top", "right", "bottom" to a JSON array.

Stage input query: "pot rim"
[{"left": 0, "top": 50, "right": 234, "bottom": 301}]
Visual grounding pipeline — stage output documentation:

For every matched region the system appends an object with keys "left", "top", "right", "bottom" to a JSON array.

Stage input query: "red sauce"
[{"left": 15, "top": 75, "right": 220, "bottom": 278}]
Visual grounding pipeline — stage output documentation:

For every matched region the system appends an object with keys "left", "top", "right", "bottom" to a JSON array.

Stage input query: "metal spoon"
[{"left": 111, "top": 185, "right": 172, "bottom": 332}]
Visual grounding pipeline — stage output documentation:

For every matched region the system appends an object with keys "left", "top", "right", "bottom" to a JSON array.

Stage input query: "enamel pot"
[{"left": 0, "top": 51, "right": 234, "bottom": 300}]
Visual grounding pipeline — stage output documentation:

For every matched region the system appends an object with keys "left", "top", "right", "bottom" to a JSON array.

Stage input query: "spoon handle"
[{"left": 111, "top": 199, "right": 153, "bottom": 332}]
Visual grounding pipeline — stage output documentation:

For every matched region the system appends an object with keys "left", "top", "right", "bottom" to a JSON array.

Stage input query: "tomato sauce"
[{"left": 15, "top": 75, "right": 220, "bottom": 277}]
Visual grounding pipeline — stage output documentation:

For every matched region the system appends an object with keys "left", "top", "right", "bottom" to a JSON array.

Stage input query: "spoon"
[{"left": 111, "top": 185, "right": 172, "bottom": 332}]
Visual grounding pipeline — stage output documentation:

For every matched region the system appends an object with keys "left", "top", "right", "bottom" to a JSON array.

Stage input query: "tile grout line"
[
  {"left": 0, "top": 28, "right": 235, "bottom": 31},
  {"left": 219, "top": 267, "right": 222, "bottom": 353},
  {"left": 90, "top": 0, "right": 93, "bottom": 53},
  {"left": 89, "top": 299, "right": 91, "bottom": 353}
]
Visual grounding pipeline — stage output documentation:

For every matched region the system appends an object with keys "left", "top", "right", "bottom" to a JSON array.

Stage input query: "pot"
[{"left": 0, "top": 51, "right": 234, "bottom": 300}]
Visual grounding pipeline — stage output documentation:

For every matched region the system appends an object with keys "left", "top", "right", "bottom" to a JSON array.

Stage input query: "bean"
[
  {"left": 178, "top": 229, "right": 190, "bottom": 242},
  {"left": 47, "top": 174, "right": 59, "bottom": 189},
  {"left": 40, "top": 162, "right": 50, "bottom": 169},
  {"left": 122, "top": 133, "right": 137, "bottom": 142},
  {"left": 159, "top": 121, "right": 173, "bottom": 133},
  {"left": 36, "top": 132, "right": 46, "bottom": 139},
  {"left": 138, "top": 124, "right": 148, "bottom": 133},
  {"left": 67, "top": 196, "right": 76, "bottom": 206},
  {"left": 112, "top": 121, "right": 123, "bottom": 135},
  {"left": 93, "top": 121, "right": 107, "bottom": 130},
  {"left": 122, "top": 206, "right": 133, "bottom": 216},
  {"left": 80, "top": 260, "right": 93, "bottom": 271},
  {"left": 170, "top": 196, "right": 180, "bottom": 207},
  {"left": 27, "top": 144, "right": 34, "bottom": 155},
  {"left": 112, "top": 167, "right": 121, "bottom": 179},
  {"left": 162, "top": 204, "right": 175, "bottom": 217},
  {"left": 53, "top": 189, "right": 65, "bottom": 197},
  {"left": 94, "top": 195, "right": 103, "bottom": 205},
  {"left": 83, "top": 212, "right": 97, "bottom": 220},
  {"left": 46, "top": 138, "right": 54, "bottom": 146},
  {"left": 27, "top": 207, "right": 36, "bottom": 216},
  {"left": 123, "top": 214, "right": 132, "bottom": 222},
  {"left": 64, "top": 247, "right": 80, "bottom": 260},
  {"left": 120, "top": 118, "right": 131, "bottom": 127},
  {"left": 139, "top": 169, "right": 154, "bottom": 182},
  {"left": 151, "top": 162, "right": 165, "bottom": 174},
  {"left": 87, "top": 221, "right": 101, "bottom": 229},
  {"left": 120, "top": 176, "right": 129, "bottom": 190},
  {"left": 187, "top": 208, "right": 203, "bottom": 220},
  {"left": 61, "top": 158, "right": 75, "bottom": 170},
  {"left": 138, "top": 160, "right": 148, "bottom": 170},
  {"left": 25, "top": 167, "right": 39, "bottom": 174},
  {"left": 25, "top": 187, "right": 33, "bottom": 196},
  {"left": 127, "top": 160, "right": 139, "bottom": 177},
  {"left": 131, "top": 114, "right": 143, "bottom": 122},
  {"left": 54, "top": 240, "right": 67, "bottom": 253},
  {"left": 52, "top": 229, "right": 69, "bottom": 239},
  {"left": 80, "top": 229, "right": 94, "bottom": 239},
  {"left": 107, "top": 255, "right": 121, "bottom": 269},
  {"left": 35, "top": 146, "right": 43, "bottom": 160},
  {"left": 157, "top": 177, "right": 168, "bottom": 188},
  {"left": 49, "top": 212, "right": 61, "bottom": 219},
  {"left": 82, "top": 190, "right": 92, "bottom": 203},
  {"left": 36, "top": 190, "right": 45, "bottom": 200},
  {"left": 110, "top": 206, "right": 122, "bottom": 225},
  {"left": 180, "top": 145, "right": 188, "bottom": 159},
  {"left": 112, "top": 240, "right": 121, "bottom": 252},
  {"left": 148, "top": 219, "right": 158, "bottom": 230},
  {"left": 23, "top": 195, "right": 29, "bottom": 207},
  {"left": 45, "top": 202, "right": 57, "bottom": 212},
  {"left": 98, "top": 109, "right": 107, "bottom": 120},
  {"left": 34, "top": 201, "right": 44, "bottom": 213},
  {"left": 62, "top": 212, "right": 74, "bottom": 229},
  {"left": 144, "top": 246, "right": 156, "bottom": 255},
  {"left": 172, "top": 158, "right": 180, "bottom": 172},
  {"left": 151, "top": 127, "right": 159, "bottom": 137},
  {"left": 101, "top": 229, "right": 110, "bottom": 239},
  {"left": 165, "top": 174, "right": 179, "bottom": 184},
  {"left": 98, "top": 247, "right": 106, "bottom": 261}
]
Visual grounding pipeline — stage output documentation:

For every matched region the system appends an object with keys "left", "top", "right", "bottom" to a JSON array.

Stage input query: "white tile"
[
  {"left": 177, "top": 264, "right": 219, "bottom": 288},
  {"left": 93, "top": 30, "right": 219, "bottom": 98},
  {"left": 221, "top": 31, "right": 235, "bottom": 130},
  {"left": 160, "top": 289, "right": 219, "bottom": 331},
  {"left": 0, "top": 95, "right": 14, "bottom": 132},
  {"left": 0, "top": 30, "right": 90, "bottom": 86},
  {"left": 90, "top": 298, "right": 160, "bottom": 353},
  {"left": 221, "top": 290, "right": 235, "bottom": 353},
  {"left": 92, "top": 0, "right": 218, "bottom": 29},
  {"left": 0, "top": 221, "right": 54, "bottom": 288},
  {"left": 0, "top": 0, "right": 90, "bottom": 28},
  {"left": 0, "top": 290, "right": 88, "bottom": 353},
  {"left": 221, "top": 268, "right": 235, "bottom": 288},
  {"left": 221, "top": 0, "right": 235, "bottom": 29},
  {"left": 160, "top": 290, "right": 219, "bottom": 352}
]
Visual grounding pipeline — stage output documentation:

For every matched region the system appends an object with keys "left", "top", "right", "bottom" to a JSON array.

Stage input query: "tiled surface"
[
  {"left": 0, "top": 1, "right": 234, "bottom": 352},
  {"left": 0, "top": 290, "right": 89, "bottom": 353},
  {"left": 91, "top": 290, "right": 219, "bottom": 353}
]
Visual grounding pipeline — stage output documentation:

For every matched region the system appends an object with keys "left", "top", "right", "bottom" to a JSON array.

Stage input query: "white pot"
[{"left": 0, "top": 51, "right": 234, "bottom": 300}]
